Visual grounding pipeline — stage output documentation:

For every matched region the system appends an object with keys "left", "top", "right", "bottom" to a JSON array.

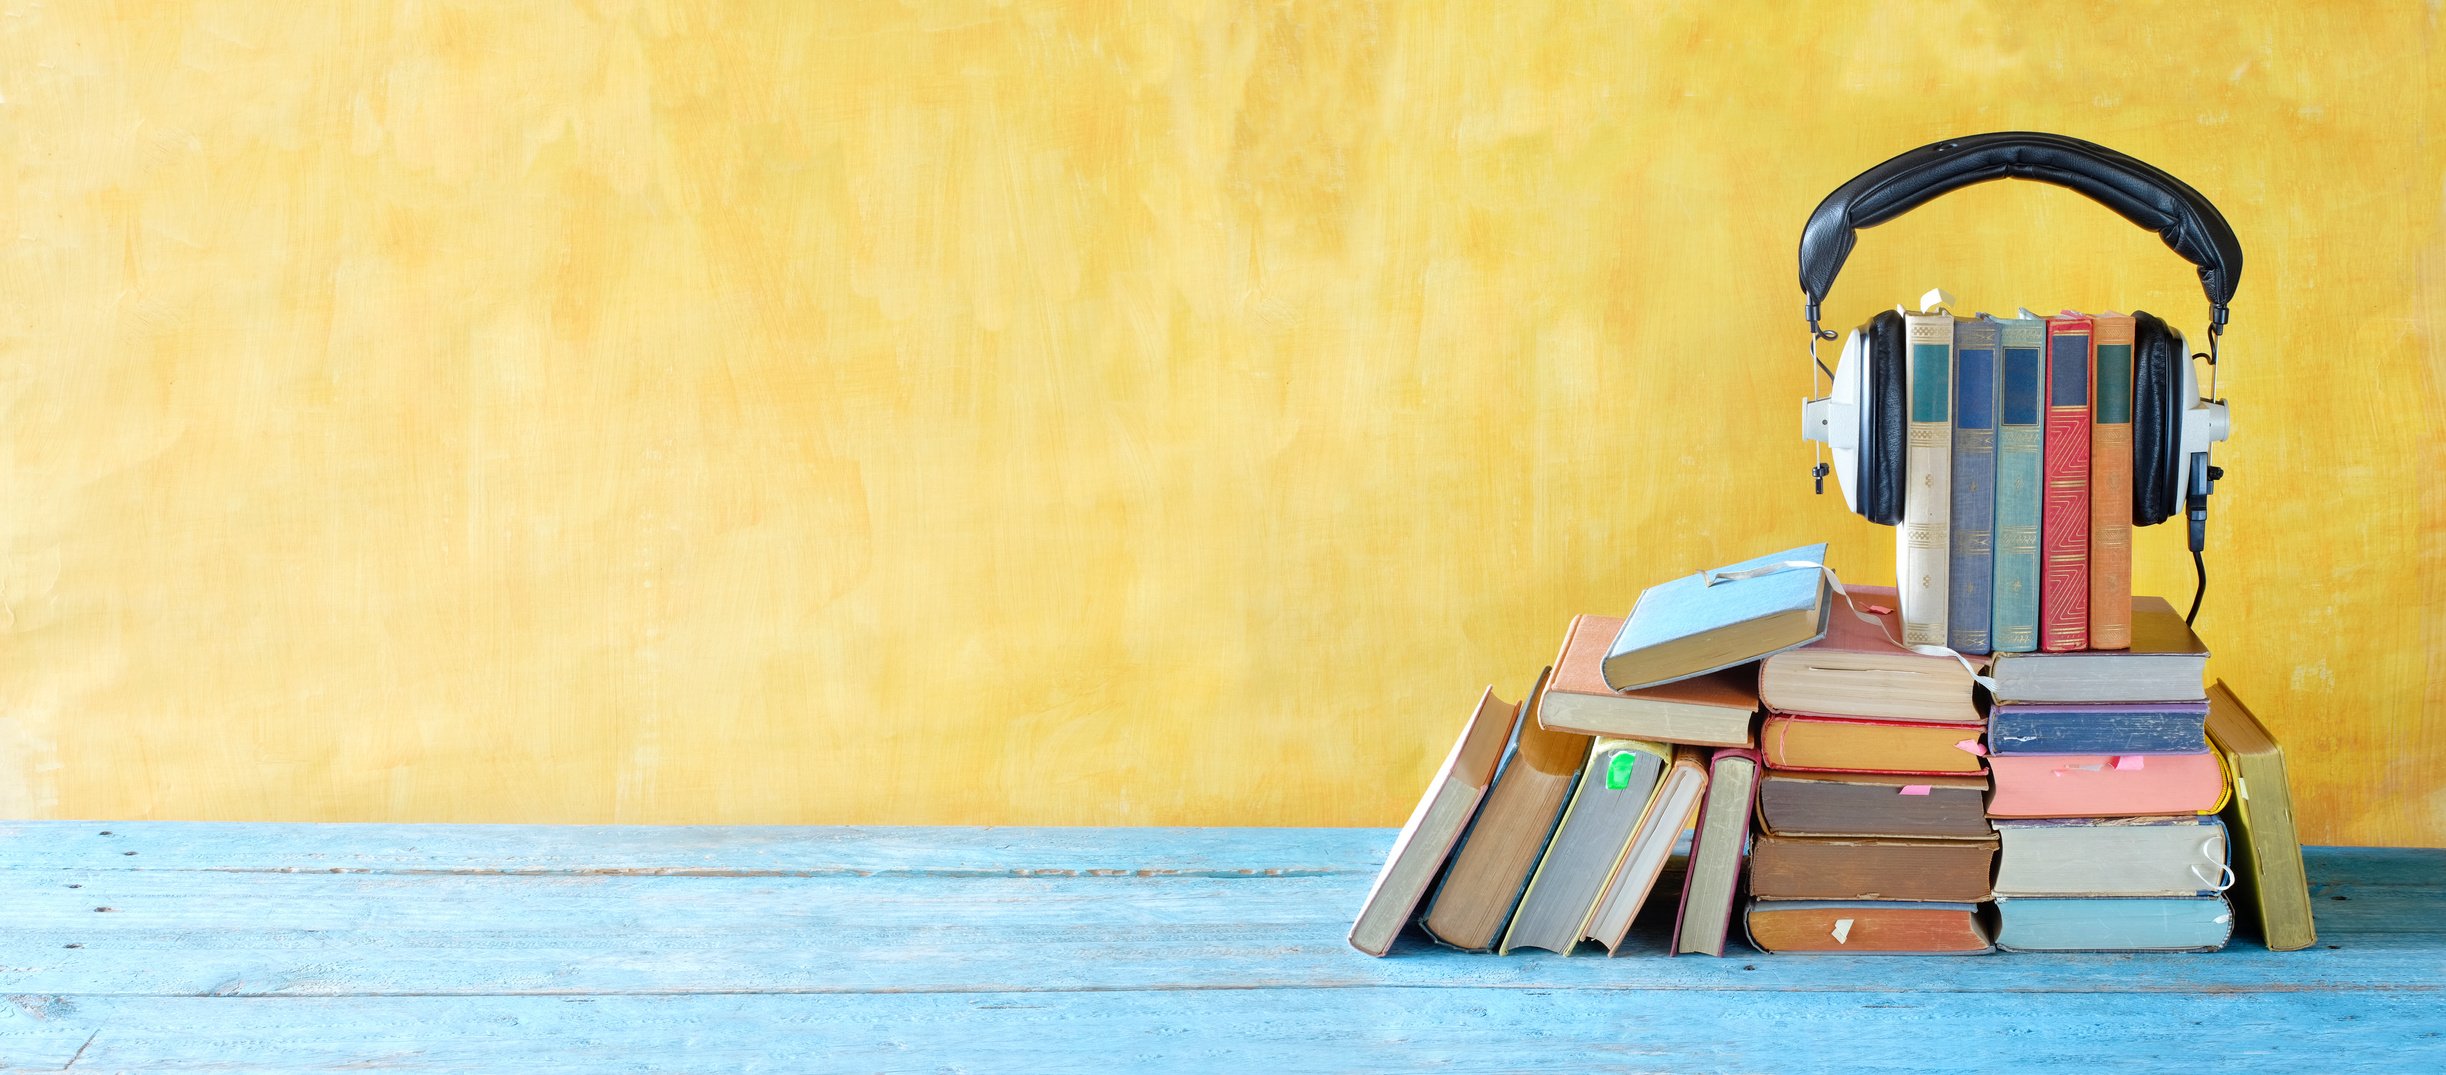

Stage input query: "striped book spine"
[
  {"left": 2088, "top": 313, "right": 2136, "bottom": 650},
  {"left": 1989, "top": 315, "right": 2046, "bottom": 653},
  {"left": 2040, "top": 314, "right": 2093, "bottom": 652},
  {"left": 1947, "top": 316, "right": 1999, "bottom": 654},
  {"left": 1899, "top": 310, "right": 1954, "bottom": 648}
]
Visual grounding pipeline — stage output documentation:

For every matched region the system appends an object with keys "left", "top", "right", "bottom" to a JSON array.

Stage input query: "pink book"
[{"left": 1986, "top": 752, "right": 2227, "bottom": 819}]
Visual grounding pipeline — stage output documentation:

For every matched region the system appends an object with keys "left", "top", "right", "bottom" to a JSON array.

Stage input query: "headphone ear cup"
[
  {"left": 1859, "top": 309, "right": 1909, "bottom": 526},
  {"left": 2129, "top": 311, "right": 2185, "bottom": 525}
]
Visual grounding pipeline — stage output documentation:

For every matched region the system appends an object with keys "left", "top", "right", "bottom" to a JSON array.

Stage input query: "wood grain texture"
[
  {"left": 0, "top": 3, "right": 2436, "bottom": 843},
  {"left": 0, "top": 823, "right": 2439, "bottom": 1073}
]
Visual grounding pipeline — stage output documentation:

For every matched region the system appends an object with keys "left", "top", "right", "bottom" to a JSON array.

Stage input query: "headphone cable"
[{"left": 2185, "top": 549, "right": 2207, "bottom": 627}]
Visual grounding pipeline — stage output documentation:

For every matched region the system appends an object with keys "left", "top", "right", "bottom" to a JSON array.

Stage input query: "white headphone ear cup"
[
  {"left": 2174, "top": 331, "right": 2232, "bottom": 505},
  {"left": 1826, "top": 328, "right": 1866, "bottom": 515}
]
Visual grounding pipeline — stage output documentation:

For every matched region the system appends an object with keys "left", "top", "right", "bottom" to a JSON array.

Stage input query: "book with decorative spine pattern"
[
  {"left": 1947, "top": 316, "right": 1998, "bottom": 654},
  {"left": 1898, "top": 308, "right": 1953, "bottom": 647},
  {"left": 2040, "top": 313, "right": 2093, "bottom": 651},
  {"left": 1990, "top": 313, "right": 2046, "bottom": 653},
  {"left": 2088, "top": 312, "right": 2136, "bottom": 649}
]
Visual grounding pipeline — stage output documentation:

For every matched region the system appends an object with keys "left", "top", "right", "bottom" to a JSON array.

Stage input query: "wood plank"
[
  {"left": 2, "top": 856, "right": 2437, "bottom": 998},
  {"left": 2, "top": 989, "right": 2441, "bottom": 1074}
]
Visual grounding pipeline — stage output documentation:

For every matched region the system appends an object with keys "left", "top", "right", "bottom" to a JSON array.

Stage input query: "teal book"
[
  {"left": 1988, "top": 313, "right": 2046, "bottom": 653},
  {"left": 1993, "top": 895, "right": 2234, "bottom": 952},
  {"left": 1602, "top": 543, "right": 1832, "bottom": 691},
  {"left": 1947, "top": 317, "right": 1999, "bottom": 654}
]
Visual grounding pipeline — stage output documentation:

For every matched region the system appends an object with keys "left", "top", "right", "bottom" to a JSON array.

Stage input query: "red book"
[{"left": 2040, "top": 314, "right": 2093, "bottom": 651}]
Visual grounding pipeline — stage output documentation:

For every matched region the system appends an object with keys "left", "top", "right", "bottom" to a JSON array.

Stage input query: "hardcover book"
[
  {"left": 1987, "top": 597, "right": 2209, "bottom": 703},
  {"left": 2088, "top": 312, "right": 2137, "bottom": 649},
  {"left": 1745, "top": 900, "right": 1994, "bottom": 955},
  {"left": 1747, "top": 833, "right": 1997, "bottom": 902},
  {"left": 1759, "top": 713, "right": 1987, "bottom": 775},
  {"left": 1499, "top": 738, "right": 1670, "bottom": 955},
  {"left": 1948, "top": 315, "right": 1999, "bottom": 654},
  {"left": 1585, "top": 746, "right": 1711, "bottom": 953},
  {"left": 2205, "top": 681, "right": 2317, "bottom": 951},
  {"left": 1898, "top": 309, "right": 1954, "bottom": 647},
  {"left": 1987, "top": 700, "right": 2211, "bottom": 756},
  {"left": 1990, "top": 313, "right": 2047, "bottom": 652},
  {"left": 1755, "top": 771, "right": 1992, "bottom": 840},
  {"left": 1991, "top": 817, "right": 2229, "bottom": 897},
  {"left": 2040, "top": 313, "right": 2093, "bottom": 651},
  {"left": 1755, "top": 585, "right": 1979, "bottom": 723},
  {"left": 1348, "top": 686, "right": 1526, "bottom": 956},
  {"left": 1986, "top": 751, "right": 2228, "bottom": 819},
  {"left": 1993, "top": 895, "right": 2234, "bottom": 953},
  {"left": 1670, "top": 749, "right": 1761, "bottom": 957},
  {"left": 1421, "top": 669, "right": 1590, "bottom": 951},
  {"left": 1601, "top": 544, "right": 1832, "bottom": 691},
  {"left": 1539, "top": 614, "right": 1758, "bottom": 747}
]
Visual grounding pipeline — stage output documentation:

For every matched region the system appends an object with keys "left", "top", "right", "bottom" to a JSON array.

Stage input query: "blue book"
[
  {"left": 1602, "top": 543, "right": 1832, "bottom": 691},
  {"left": 1988, "top": 313, "right": 2046, "bottom": 653},
  {"left": 1993, "top": 895, "right": 2234, "bottom": 952},
  {"left": 1988, "top": 701, "right": 2211, "bottom": 756},
  {"left": 1948, "top": 317, "right": 1999, "bottom": 654}
]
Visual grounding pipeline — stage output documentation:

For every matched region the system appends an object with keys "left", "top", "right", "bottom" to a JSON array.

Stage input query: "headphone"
[{"left": 1795, "top": 132, "right": 2237, "bottom": 622}]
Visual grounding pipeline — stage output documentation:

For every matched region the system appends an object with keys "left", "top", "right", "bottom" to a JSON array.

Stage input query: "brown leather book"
[
  {"left": 2088, "top": 312, "right": 2136, "bottom": 649},
  {"left": 1419, "top": 669, "right": 1592, "bottom": 951},
  {"left": 1747, "top": 833, "right": 1998, "bottom": 902},
  {"left": 1758, "top": 713, "right": 1987, "bottom": 774},
  {"left": 1755, "top": 771, "right": 1992, "bottom": 839},
  {"left": 1539, "top": 614, "right": 1758, "bottom": 746},
  {"left": 1347, "top": 686, "right": 1525, "bottom": 956},
  {"left": 1746, "top": 900, "right": 1993, "bottom": 954},
  {"left": 1755, "top": 586, "right": 1979, "bottom": 722}
]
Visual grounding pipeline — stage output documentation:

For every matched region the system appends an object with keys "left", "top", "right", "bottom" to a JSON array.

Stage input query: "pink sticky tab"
[
  {"left": 2115, "top": 755, "right": 2145, "bottom": 771},
  {"left": 1898, "top": 785, "right": 1932, "bottom": 796},
  {"left": 1862, "top": 604, "right": 1894, "bottom": 616},
  {"left": 1954, "top": 739, "right": 1987, "bottom": 757}
]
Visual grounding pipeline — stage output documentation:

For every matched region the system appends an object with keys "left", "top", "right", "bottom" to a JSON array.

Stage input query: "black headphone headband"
[{"left": 1798, "top": 132, "right": 2243, "bottom": 333}]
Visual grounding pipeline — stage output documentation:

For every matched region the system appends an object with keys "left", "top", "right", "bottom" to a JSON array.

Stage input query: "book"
[
  {"left": 1759, "top": 714, "right": 1987, "bottom": 775},
  {"left": 1670, "top": 749, "right": 1761, "bottom": 957},
  {"left": 1585, "top": 746, "right": 1711, "bottom": 953},
  {"left": 1990, "top": 312, "right": 2047, "bottom": 653},
  {"left": 1898, "top": 309, "right": 1953, "bottom": 647},
  {"left": 2040, "top": 313, "right": 2093, "bottom": 651},
  {"left": 1601, "top": 543, "right": 1833, "bottom": 691},
  {"left": 1948, "top": 315, "right": 1999, "bottom": 654},
  {"left": 1991, "top": 817, "right": 2229, "bottom": 897},
  {"left": 1986, "top": 751, "right": 2229, "bottom": 819},
  {"left": 1754, "top": 585, "right": 1979, "bottom": 722},
  {"left": 1539, "top": 614, "right": 1758, "bottom": 746},
  {"left": 1987, "top": 597, "right": 2209, "bottom": 703},
  {"left": 1498, "top": 738, "right": 1670, "bottom": 955},
  {"left": 1755, "top": 771, "right": 1992, "bottom": 840},
  {"left": 1747, "top": 833, "right": 1997, "bottom": 902},
  {"left": 1348, "top": 686, "right": 1527, "bottom": 956},
  {"left": 2088, "top": 311, "right": 2137, "bottom": 649},
  {"left": 1986, "top": 700, "right": 2209, "bottom": 756},
  {"left": 1992, "top": 895, "right": 2234, "bottom": 952},
  {"left": 2205, "top": 681, "right": 2317, "bottom": 951},
  {"left": 1420, "top": 669, "right": 1590, "bottom": 951},
  {"left": 1745, "top": 900, "right": 1993, "bottom": 954}
]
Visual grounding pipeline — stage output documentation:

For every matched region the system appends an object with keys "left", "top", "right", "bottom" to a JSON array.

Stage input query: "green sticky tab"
[{"left": 1606, "top": 752, "right": 1638, "bottom": 790}]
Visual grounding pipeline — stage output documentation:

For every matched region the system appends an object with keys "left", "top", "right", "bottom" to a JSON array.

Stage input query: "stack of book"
[
  {"left": 1984, "top": 603, "right": 2234, "bottom": 952},
  {"left": 1349, "top": 542, "right": 2319, "bottom": 959}
]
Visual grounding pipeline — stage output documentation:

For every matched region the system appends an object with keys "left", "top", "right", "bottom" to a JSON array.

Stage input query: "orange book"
[
  {"left": 1746, "top": 900, "right": 1993, "bottom": 954},
  {"left": 2088, "top": 312, "right": 2136, "bottom": 649},
  {"left": 1758, "top": 713, "right": 1987, "bottom": 775},
  {"left": 1540, "top": 614, "right": 1758, "bottom": 746}
]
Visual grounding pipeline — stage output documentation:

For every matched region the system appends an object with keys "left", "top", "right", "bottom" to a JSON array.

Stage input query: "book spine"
[
  {"left": 1947, "top": 318, "right": 1998, "bottom": 654},
  {"left": 2088, "top": 314, "right": 2136, "bottom": 649},
  {"left": 2040, "top": 316, "right": 2092, "bottom": 651},
  {"left": 1898, "top": 311, "right": 1953, "bottom": 648},
  {"left": 1990, "top": 318, "right": 2045, "bottom": 653}
]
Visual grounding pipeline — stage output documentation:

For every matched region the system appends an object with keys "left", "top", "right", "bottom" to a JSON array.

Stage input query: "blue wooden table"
[{"left": 0, "top": 823, "right": 2438, "bottom": 1073}]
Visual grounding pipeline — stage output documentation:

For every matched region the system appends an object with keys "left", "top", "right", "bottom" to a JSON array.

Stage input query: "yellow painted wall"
[{"left": 0, "top": 2, "right": 2437, "bottom": 845}]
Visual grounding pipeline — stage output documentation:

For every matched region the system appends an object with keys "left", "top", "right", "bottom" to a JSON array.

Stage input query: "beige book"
[{"left": 1347, "top": 685, "right": 1524, "bottom": 956}]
